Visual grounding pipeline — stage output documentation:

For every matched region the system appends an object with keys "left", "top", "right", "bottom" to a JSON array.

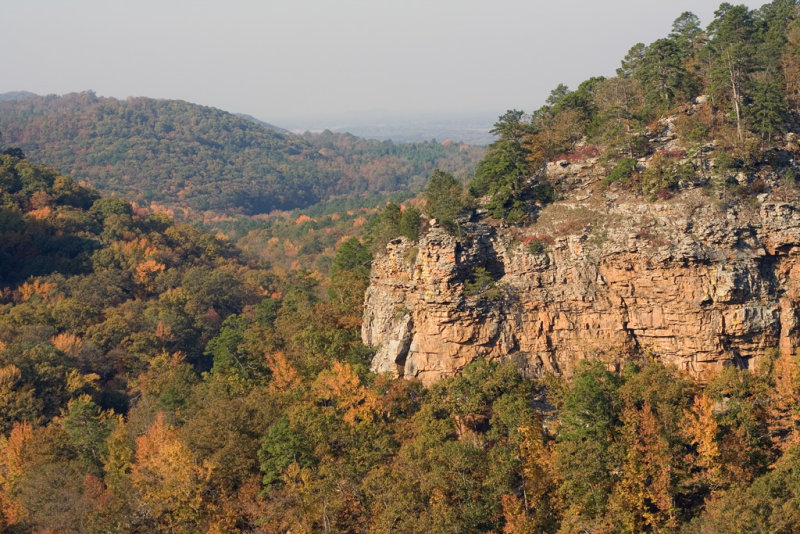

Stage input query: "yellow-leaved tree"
[
  {"left": 130, "top": 412, "right": 212, "bottom": 533},
  {"left": 0, "top": 422, "right": 34, "bottom": 527},
  {"left": 683, "top": 392, "right": 722, "bottom": 489}
]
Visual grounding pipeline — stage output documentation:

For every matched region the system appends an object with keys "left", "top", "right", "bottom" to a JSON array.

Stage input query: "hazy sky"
[{"left": 3, "top": 0, "right": 766, "bottom": 125}]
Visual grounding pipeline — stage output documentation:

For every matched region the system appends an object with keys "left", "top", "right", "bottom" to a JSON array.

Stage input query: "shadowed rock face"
[{"left": 363, "top": 193, "right": 800, "bottom": 385}]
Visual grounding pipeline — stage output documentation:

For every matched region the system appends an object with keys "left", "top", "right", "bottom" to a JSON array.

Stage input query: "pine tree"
[
  {"left": 707, "top": 4, "right": 759, "bottom": 143},
  {"left": 425, "top": 169, "right": 466, "bottom": 232}
]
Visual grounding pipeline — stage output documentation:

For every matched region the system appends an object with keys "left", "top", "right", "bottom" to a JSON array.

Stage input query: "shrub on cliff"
[{"left": 603, "top": 157, "right": 638, "bottom": 186}]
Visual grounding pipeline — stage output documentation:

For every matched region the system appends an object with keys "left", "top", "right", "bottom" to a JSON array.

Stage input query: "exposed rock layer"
[{"left": 363, "top": 192, "right": 800, "bottom": 384}]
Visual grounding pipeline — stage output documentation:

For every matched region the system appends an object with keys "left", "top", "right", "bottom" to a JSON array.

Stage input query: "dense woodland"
[
  {"left": 3, "top": 1, "right": 800, "bottom": 532},
  {"left": 0, "top": 93, "right": 482, "bottom": 216},
  {"left": 464, "top": 0, "right": 800, "bottom": 223},
  {"left": 3, "top": 151, "right": 800, "bottom": 533}
]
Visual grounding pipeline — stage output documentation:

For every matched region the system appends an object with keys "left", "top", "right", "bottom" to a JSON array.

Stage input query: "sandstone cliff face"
[{"left": 362, "top": 183, "right": 800, "bottom": 384}]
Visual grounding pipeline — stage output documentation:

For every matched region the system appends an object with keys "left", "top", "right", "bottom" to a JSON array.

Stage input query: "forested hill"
[
  {"left": 0, "top": 92, "right": 482, "bottom": 216},
  {"left": 234, "top": 113, "right": 291, "bottom": 134}
]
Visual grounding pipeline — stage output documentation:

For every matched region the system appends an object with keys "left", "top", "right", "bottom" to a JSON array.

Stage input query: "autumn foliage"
[{"left": 4, "top": 2, "right": 800, "bottom": 531}]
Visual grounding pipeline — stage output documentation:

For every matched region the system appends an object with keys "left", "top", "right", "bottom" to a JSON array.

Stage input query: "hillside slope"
[{"left": 0, "top": 92, "right": 482, "bottom": 215}]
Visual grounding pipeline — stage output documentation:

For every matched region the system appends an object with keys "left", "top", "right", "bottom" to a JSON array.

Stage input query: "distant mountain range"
[
  {"left": 276, "top": 109, "right": 497, "bottom": 145},
  {"left": 0, "top": 92, "right": 483, "bottom": 216},
  {"left": 0, "top": 91, "right": 37, "bottom": 103}
]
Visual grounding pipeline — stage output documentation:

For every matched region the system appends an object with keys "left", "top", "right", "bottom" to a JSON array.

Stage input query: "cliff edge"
[{"left": 363, "top": 118, "right": 800, "bottom": 384}]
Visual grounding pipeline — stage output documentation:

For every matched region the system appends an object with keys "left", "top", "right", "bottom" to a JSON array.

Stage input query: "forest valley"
[{"left": 3, "top": 1, "right": 800, "bottom": 533}]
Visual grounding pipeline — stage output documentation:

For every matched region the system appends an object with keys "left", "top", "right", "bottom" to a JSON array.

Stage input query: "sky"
[{"left": 3, "top": 0, "right": 767, "bottom": 128}]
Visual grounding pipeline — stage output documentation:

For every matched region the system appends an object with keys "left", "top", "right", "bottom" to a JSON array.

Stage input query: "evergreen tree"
[
  {"left": 555, "top": 361, "right": 622, "bottom": 531},
  {"left": 707, "top": 3, "right": 759, "bottom": 143},
  {"left": 637, "top": 38, "right": 699, "bottom": 111},
  {"left": 469, "top": 110, "right": 537, "bottom": 223},
  {"left": 750, "top": 76, "right": 790, "bottom": 140},
  {"left": 425, "top": 169, "right": 466, "bottom": 232},
  {"left": 617, "top": 43, "right": 647, "bottom": 79},
  {"left": 670, "top": 11, "right": 704, "bottom": 59}
]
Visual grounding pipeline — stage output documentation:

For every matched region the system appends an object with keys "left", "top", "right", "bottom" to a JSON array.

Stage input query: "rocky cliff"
[{"left": 362, "top": 127, "right": 800, "bottom": 384}]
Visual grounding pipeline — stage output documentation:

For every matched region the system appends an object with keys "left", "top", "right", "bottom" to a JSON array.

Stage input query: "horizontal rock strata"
[{"left": 363, "top": 195, "right": 800, "bottom": 384}]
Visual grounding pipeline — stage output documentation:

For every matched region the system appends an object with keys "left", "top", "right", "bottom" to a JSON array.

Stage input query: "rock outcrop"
[{"left": 363, "top": 171, "right": 800, "bottom": 384}]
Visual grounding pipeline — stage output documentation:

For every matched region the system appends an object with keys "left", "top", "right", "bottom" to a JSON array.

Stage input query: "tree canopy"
[{"left": 0, "top": 93, "right": 482, "bottom": 217}]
